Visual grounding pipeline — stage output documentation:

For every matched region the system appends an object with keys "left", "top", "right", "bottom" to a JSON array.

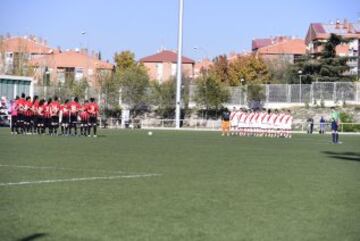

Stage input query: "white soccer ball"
[{"left": 148, "top": 131, "right": 153, "bottom": 136}]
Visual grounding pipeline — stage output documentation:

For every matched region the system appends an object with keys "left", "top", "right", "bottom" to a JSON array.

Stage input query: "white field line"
[
  {"left": 0, "top": 174, "right": 161, "bottom": 187},
  {"left": 141, "top": 127, "right": 360, "bottom": 135},
  {"left": 0, "top": 164, "right": 141, "bottom": 175}
]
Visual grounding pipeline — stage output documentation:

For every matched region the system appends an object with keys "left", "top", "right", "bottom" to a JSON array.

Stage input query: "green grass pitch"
[{"left": 0, "top": 128, "right": 359, "bottom": 241}]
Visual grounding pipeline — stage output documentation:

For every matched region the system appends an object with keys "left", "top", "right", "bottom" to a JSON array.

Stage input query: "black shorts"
[
  {"left": 70, "top": 115, "right": 78, "bottom": 124},
  {"left": 11, "top": 115, "right": 17, "bottom": 126},
  {"left": 44, "top": 117, "right": 51, "bottom": 127},
  {"left": 24, "top": 115, "right": 32, "bottom": 123},
  {"left": 89, "top": 116, "right": 97, "bottom": 125},
  {"left": 62, "top": 115, "right": 69, "bottom": 124},
  {"left": 38, "top": 116, "right": 45, "bottom": 126},
  {"left": 81, "top": 118, "right": 89, "bottom": 125},
  {"left": 17, "top": 113, "right": 25, "bottom": 122},
  {"left": 33, "top": 115, "right": 39, "bottom": 125},
  {"left": 52, "top": 116, "right": 59, "bottom": 125}
]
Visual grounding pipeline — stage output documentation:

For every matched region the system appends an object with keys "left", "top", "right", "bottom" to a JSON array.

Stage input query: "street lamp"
[{"left": 298, "top": 70, "right": 302, "bottom": 103}]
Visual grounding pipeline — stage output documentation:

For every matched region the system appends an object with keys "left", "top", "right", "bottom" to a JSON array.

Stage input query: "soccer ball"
[{"left": 148, "top": 131, "right": 153, "bottom": 136}]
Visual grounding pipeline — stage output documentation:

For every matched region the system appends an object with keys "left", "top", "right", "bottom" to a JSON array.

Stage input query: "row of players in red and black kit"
[{"left": 10, "top": 93, "right": 99, "bottom": 137}]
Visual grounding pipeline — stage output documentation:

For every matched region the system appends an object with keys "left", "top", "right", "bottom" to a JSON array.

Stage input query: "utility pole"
[
  {"left": 358, "top": 38, "right": 360, "bottom": 81},
  {"left": 175, "top": 0, "right": 184, "bottom": 129}
]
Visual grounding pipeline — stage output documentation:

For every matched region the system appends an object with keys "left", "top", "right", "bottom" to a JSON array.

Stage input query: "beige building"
[
  {"left": 29, "top": 49, "right": 113, "bottom": 87},
  {"left": 139, "top": 50, "right": 195, "bottom": 82},
  {"left": 0, "top": 36, "right": 54, "bottom": 75},
  {"left": 0, "top": 35, "right": 113, "bottom": 87}
]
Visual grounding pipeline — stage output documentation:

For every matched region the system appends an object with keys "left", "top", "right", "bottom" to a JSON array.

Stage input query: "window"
[
  {"left": 75, "top": 68, "right": 84, "bottom": 81},
  {"left": 57, "top": 69, "right": 65, "bottom": 84}
]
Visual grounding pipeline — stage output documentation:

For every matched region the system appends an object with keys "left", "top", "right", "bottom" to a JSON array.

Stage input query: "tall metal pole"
[
  {"left": 299, "top": 75, "right": 302, "bottom": 103},
  {"left": 175, "top": 0, "right": 184, "bottom": 129},
  {"left": 357, "top": 39, "right": 360, "bottom": 81}
]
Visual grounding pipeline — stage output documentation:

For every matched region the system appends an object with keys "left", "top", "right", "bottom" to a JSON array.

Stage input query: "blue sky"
[{"left": 0, "top": 0, "right": 359, "bottom": 62}]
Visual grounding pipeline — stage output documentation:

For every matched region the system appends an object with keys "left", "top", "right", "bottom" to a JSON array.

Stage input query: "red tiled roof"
[
  {"left": 252, "top": 36, "right": 294, "bottom": 51},
  {"left": 306, "top": 21, "right": 360, "bottom": 45},
  {"left": 312, "top": 23, "right": 326, "bottom": 34},
  {"left": 0, "top": 37, "right": 53, "bottom": 54},
  {"left": 252, "top": 39, "right": 272, "bottom": 51},
  {"left": 29, "top": 51, "right": 113, "bottom": 69},
  {"left": 140, "top": 50, "right": 195, "bottom": 64},
  {"left": 257, "top": 39, "right": 306, "bottom": 55}
]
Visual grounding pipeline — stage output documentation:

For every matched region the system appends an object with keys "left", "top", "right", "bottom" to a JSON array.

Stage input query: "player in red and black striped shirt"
[
  {"left": 24, "top": 96, "right": 33, "bottom": 134},
  {"left": 87, "top": 97, "right": 99, "bottom": 137},
  {"left": 32, "top": 96, "right": 40, "bottom": 134},
  {"left": 60, "top": 99, "right": 70, "bottom": 135},
  {"left": 44, "top": 98, "right": 52, "bottom": 135},
  {"left": 80, "top": 100, "right": 90, "bottom": 136},
  {"left": 36, "top": 99, "right": 46, "bottom": 134},
  {"left": 15, "top": 93, "right": 26, "bottom": 134},
  {"left": 68, "top": 97, "right": 81, "bottom": 136},
  {"left": 49, "top": 96, "right": 61, "bottom": 135}
]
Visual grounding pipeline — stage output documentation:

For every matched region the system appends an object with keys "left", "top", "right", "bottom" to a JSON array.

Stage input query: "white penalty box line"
[
  {"left": 0, "top": 164, "right": 161, "bottom": 187},
  {"left": 0, "top": 164, "right": 152, "bottom": 175},
  {"left": 0, "top": 174, "right": 161, "bottom": 187}
]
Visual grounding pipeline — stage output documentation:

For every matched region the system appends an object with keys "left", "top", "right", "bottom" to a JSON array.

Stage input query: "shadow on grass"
[
  {"left": 17, "top": 233, "right": 48, "bottom": 241},
  {"left": 323, "top": 151, "right": 360, "bottom": 162}
]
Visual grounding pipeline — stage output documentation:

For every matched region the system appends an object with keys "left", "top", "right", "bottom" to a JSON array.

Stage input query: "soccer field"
[{"left": 0, "top": 129, "right": 359, "bottom": 241}]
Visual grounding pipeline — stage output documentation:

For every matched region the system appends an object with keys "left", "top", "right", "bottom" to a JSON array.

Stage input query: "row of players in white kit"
[{"left": 230, "top": 108, "right": 293, "bottom": 138}]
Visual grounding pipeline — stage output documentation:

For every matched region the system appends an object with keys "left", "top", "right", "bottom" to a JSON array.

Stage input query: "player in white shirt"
[
  {"left": 251, "top": 109, "right": 261, "bottom": 136},
  {"left": 283, "top": 110, "right": 293, "bottom": 138},
  {"left": 268, "top": 109, "right": 278, "bottom": 137},
  {"left": 275, "top": 110, "right": 286, "bottom": 137},
  {"left": 238, "top": 109, "right": 247, "bottom": 136},
  {"left": 246, "top": 109, "right": 255, "bottom": 136},
  {"left": 230, "top": 107, "right": 238, "bottom": 135},
  {"left": 257, "top": 109, "right": 266, "bottom": 137}
]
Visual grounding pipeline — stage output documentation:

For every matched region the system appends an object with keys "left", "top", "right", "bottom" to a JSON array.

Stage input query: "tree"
[
  {"left": 290, "top": 34, "right": 351, "bottom": 83},
  {"left": 97, "top": 71, "right": 119, "bottom": 109},
  {"left": 119, "top": 64, "right": 149, "bottom": 116},
  {"left": 209, "top": 55, "right": 229, "bottom": 84},
  {"left": 60, "top": 77, "right": 89, "bottom": 100},
  {"left": 266, "top": 58, "right": 293, "bottom": 84},
  {"left": 71, "top": 78, "right": 89, "bottom": 99},
  {"left": 194, "top": 73, "right": 229, "bottom": 116},
  {"left": 247, "top": 84, "right": 266, "bottom": 109},
  {"left": 228, "top": 55, "right": 270, "bottom": 85},
  {"left": 150, "top": 79, "right": 176, "bottom": 118},
  {"left": 114, "top": 50, "right": 136, "bottom": 73}
]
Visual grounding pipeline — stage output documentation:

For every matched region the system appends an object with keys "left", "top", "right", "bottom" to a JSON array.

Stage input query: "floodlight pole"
[{"left": 175, "top": 0, "right": 184, "bottom": 129}]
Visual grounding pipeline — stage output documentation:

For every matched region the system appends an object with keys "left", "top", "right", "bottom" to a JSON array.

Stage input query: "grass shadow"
[
  {"left": 17, "top": 233, "right": 48, "bottom": 241},
  {"left": 322, "top": 151, "right": 360, "bottom": 162}
]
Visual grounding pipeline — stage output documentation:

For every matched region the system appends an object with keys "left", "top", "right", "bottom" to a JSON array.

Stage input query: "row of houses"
[
  {"left": 0, "top": 36, "right": 196, "bottom": 87},
  {"left": 196, "top": 19, "right": 360, "bottom": 77},
  {"left": 0, "top": 19, "right": 359, "bottom": 89},
  {"left": 254, "top": 19, "right": 360, "bottom": 76}
]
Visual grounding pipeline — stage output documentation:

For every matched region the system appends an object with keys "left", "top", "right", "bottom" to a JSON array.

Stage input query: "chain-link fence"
[
  {"left": 33, "top": 82, "right": 360, "bottom": 107},
  {"left": 224, "top": 82, "right": 360, "bottom": 105}
]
